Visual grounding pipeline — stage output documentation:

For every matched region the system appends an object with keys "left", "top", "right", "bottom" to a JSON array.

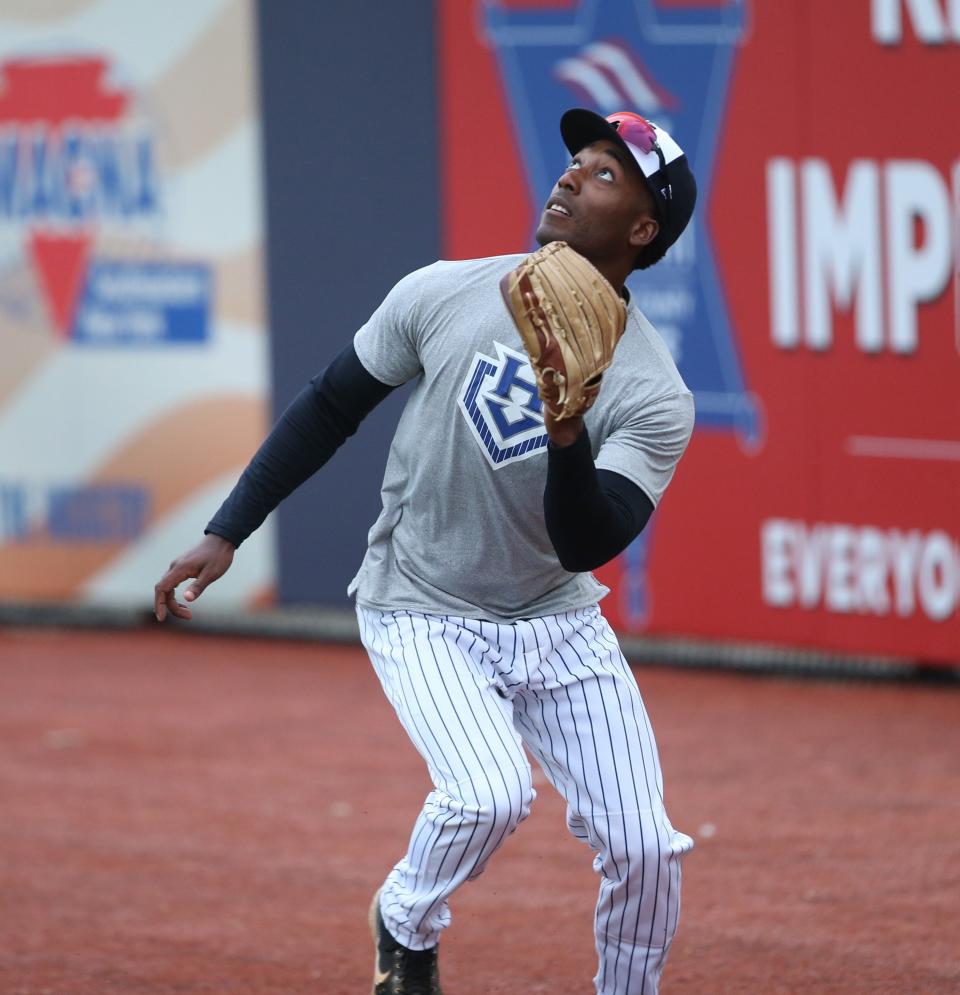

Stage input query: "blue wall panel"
[{"left": 256, "top": 1, "right": 439, "bottom": 605}]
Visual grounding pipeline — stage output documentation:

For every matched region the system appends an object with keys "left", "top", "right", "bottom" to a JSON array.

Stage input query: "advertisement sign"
[
  {"left": 0, "top": 0, "right": 274, "bottom": 608},
  {"left": 441, "top": 0, "right": 959, "bottom": 662}
]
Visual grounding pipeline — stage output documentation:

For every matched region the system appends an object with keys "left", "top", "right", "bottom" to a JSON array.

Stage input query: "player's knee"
[
  {"left": 469, "top": 773, "right": 535, "bottom": 835},
  {"left": 607, "top": 816, "right": 681, "bottom": 884}
]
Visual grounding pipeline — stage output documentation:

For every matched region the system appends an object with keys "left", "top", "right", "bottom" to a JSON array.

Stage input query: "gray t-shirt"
[{"left": 349, "top": 254, "right": 694, "bottom": 622}]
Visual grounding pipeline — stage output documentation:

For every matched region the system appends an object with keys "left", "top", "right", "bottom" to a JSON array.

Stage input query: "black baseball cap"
[{"left": 560, "top": 108, "right": 697, "bottom": 260}]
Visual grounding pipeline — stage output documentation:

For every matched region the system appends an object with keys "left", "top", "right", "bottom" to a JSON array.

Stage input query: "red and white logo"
[{"left": 0, "top": 56, "right": 159, "bottom": 337}]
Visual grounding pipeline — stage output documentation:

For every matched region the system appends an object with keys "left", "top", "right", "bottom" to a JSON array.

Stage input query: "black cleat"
[{"left": 369, "top": 890, "right": 443, "bottom": 995}]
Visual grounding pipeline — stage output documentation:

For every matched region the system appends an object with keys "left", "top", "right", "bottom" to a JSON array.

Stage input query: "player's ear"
[{"left": 629, "top": 214, "right": 659, "bottom": 250}]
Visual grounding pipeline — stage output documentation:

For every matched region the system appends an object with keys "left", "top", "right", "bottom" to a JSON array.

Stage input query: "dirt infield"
[{"left": 1, "top": 627, "right": 957, "bottom": 995}]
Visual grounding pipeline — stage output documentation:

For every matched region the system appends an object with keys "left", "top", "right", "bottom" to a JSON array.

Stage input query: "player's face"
[{"left": 535, "top": 140, "right": 659, "bottom": 270}]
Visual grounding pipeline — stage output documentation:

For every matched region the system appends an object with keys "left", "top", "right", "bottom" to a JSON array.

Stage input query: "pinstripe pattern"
[{"left": 358, "top": 603, "right": 692, "bottom": 994}]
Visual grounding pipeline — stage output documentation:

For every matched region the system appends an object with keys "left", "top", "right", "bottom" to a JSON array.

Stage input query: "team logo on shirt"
[{"left": 458, "top": 342, "right": 549, "bottom": 468}]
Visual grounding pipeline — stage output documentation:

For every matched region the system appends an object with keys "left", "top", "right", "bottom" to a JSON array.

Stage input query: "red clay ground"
[{"left": 0, "top": 626, "right": 958, "bottom": 995}]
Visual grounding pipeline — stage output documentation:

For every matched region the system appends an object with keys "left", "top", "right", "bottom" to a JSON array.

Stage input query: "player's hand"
[
  {"left": 544, "top": 409, "right": 584, "bottom": 448},
  {"left": 153, "top": 534, "right": 236, "bottom": 622}
]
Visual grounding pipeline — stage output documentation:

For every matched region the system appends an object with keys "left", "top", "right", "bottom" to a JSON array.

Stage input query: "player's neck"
[{"left": 588, "top": 257, "right": 632, "bottom": 297}]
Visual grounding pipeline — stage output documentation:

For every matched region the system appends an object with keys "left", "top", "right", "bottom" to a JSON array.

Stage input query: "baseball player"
[{"left": 154, "top": 108, "right": 697, "bottom": 995}]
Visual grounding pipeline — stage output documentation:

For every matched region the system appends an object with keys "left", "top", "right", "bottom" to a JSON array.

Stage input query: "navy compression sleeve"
[
  {"left": 543, "top": 427, "right": 654, "bottom": 573},
  {"left": 205, "top": 343, "right": 394, "bottom": 547}
]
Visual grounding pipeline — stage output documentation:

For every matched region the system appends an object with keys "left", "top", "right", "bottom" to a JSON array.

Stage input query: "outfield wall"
[
  {"left": 0, "top": 0, "right": 276, "bottom": 611},
  {"left": 1, "top": 0, "right": 957, "bottom": 664}
]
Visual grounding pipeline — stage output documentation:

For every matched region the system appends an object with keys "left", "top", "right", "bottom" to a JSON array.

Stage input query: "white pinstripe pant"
[{"left": 357, "top": 604, "right": 693, "bottom": 995}]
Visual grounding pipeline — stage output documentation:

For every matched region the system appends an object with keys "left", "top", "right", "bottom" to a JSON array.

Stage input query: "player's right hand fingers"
[
  {"left": 154, "top": 538, "right": 234, "bottom": 620},
  {"left": 183, "top": 562, "right": 220, "bottom": 604},
  {"left": 154, "top": 563, "right": 195, "bottom": 622},
  {"left": 164, "top": 588, "right": 194, "bottom": 621},
  {"left": 183, "top": 550, "right": 235, "bottom": 604}
]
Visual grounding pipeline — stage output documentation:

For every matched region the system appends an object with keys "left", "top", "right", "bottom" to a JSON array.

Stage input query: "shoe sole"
[
  {"left": 369, "top": 889, "right": 442, "bottom": 995},
  {"left": 369, "top": 887, "right": 384, "bottom": 995}
]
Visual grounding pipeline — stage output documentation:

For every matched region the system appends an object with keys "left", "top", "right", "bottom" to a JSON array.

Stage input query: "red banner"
[{"left": 440, "top": 0, "right": 960, "bottom": 663}]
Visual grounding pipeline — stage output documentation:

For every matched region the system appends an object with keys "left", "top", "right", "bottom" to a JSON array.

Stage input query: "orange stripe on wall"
[
  {"left": 0, "top": 0, "right": 96, "bottom": 20},
  {"left": 148, "top": 0, "right": 255, "bottom": 172},
  {"left": 214, "top": 246, "right": 266, "bottom": 329},
  {"left": 247, "top": 583, "right": 277, "bottom": 610},
  {"left": 0, "top": 394, "right": 266, "bottom": 599}
]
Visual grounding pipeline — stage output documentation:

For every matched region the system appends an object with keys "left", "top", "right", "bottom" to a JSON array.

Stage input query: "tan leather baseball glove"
[{"left": 499, "top": 241, "right": 628, "bottom": 421}]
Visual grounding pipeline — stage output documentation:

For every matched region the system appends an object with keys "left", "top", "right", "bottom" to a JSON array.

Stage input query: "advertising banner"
[
  {"left": 441, "top": 0, "right": 959, "bottom": 663},
  {"left": 0, "top": 0, "right": 274, "bottom": 609}
]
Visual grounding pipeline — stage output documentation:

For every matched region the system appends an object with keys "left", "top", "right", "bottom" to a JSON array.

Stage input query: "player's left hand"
[
  {"left": 543, "top": 409, "right": 584, "bottom": 448},
  {"left": 499, "top": 241, "right": 627, "bottom": 421}
]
